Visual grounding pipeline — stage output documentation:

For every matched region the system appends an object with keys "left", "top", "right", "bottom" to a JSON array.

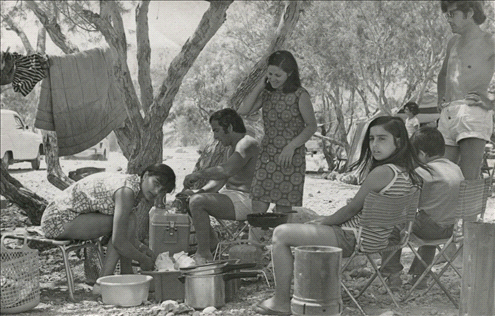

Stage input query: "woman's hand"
[
  {"left": 278, "top": 145, "right": 295, "bottom": 169},
  {"left": 139, "top": 243, "right": 157, "bottom": 264},
  {"left": 139, "top": 255, "right": 154, "bottom": 272},
  {"left": 465, "top": 92, "right": 483, "bottom": 107}
]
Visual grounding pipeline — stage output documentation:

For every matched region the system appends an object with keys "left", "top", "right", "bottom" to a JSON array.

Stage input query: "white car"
[
  {"left": 1, "top": 109, "right": 44, "bottom": 170},
  {"left": 69, "top": 138, "right": 109, "bottom": 161}
]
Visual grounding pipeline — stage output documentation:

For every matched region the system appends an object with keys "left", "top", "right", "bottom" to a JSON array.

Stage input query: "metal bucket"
[{"left": 291, "top": 246, "right": 342, "bottom": 316}]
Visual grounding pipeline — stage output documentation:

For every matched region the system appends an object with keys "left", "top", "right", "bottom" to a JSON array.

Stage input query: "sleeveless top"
[{"left": 341, "top": 164, "right": 414, "bottom": 252}]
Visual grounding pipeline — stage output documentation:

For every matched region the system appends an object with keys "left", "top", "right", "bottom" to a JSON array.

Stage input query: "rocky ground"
[{"left": 1, "top": 148, "right": 494, "bottom": 316}]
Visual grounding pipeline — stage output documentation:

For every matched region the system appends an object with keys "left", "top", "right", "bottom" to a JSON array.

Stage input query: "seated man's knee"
[{"left": 189, "top": 194, "right": 206, "bottom": 213}]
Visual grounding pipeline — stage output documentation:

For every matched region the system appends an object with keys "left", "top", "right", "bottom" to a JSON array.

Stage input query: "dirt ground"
[{"left": 1, "top": 147, "right": 494, "bottom": 316}]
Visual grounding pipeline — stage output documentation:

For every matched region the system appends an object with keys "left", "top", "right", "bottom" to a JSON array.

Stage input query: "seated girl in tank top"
[{"left": 254, "top": 116, "right": 427, "bottom": 315}]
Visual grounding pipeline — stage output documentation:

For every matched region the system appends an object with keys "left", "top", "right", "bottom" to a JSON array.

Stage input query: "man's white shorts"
[
  {"left": 219, "top": 188, "right": 253, "bottom": 220},
  {"left": 437, "top": 100, "right": 494, "bottom": 146}
]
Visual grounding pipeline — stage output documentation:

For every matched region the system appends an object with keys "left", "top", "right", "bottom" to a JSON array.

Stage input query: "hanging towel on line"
[
  {"left": 4, "top": 52, "right": 48, "bottom": 95},
  {"left": 35, "top": 47, "right": 128, "bottom": 156}
]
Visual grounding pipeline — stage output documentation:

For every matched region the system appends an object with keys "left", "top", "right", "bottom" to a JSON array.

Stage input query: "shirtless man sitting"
[
  {"left": 183, "top": 108, "right": 260, "bottom": 264},
  {"left": 437, "top": 0, "right": 495, "bottom": 180}
]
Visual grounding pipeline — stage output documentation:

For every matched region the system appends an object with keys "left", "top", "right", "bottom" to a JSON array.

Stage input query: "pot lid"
[{"left": 179, "top": 259, "right": 238, "bottom": 274}]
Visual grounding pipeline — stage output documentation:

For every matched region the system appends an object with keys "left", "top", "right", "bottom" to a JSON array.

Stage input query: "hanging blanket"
[{"left": 35, "top": 47, "right": 127, "bottom": 156}]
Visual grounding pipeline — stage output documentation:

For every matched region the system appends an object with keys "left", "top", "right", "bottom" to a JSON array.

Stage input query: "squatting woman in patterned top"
[
  {"left": 237, "top": 50, "right": 317, "bottom": 215},
  {"left": 41, "top": 163, "right": 176, "bottom": 278}
]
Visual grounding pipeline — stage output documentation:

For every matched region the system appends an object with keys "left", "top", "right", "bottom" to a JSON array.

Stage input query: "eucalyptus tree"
[
  {"left": 289, "top": 1, "right": 451, "bottom": 170},
  {"left": 1, "top": 0, "right": 233, "bottom": 231}
]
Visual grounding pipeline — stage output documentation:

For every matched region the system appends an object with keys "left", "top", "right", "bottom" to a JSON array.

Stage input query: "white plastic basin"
[{"left": 96, "top": 274, "right": 152, "bottom": 307}]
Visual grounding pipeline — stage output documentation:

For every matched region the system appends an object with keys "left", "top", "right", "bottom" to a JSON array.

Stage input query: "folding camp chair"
[
  {"left": 3, "top": 228, "right": 103, "bottom": 302},
  {"left": 340, "top": 187, "right": 420, "bottom": 314},
  {"left": 403, "top": 178, "right": 490, "bottom": 308}
]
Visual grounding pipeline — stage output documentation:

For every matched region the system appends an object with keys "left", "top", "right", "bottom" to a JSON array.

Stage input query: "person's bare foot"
[{"left": 254, "top": 297, "right": 291, "bottom": 315}]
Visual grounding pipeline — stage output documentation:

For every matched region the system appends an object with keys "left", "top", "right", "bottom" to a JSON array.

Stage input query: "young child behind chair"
[{"left": 381, "top": 126, "right": 464, "bottom": 289}]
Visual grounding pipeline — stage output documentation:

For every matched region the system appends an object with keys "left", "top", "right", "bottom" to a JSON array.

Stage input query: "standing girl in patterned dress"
[{"left": 238, "top": 50, "right": 317, "bottom": 215}]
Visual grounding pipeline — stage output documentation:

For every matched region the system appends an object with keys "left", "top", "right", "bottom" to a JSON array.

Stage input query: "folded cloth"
[
  {"left": 5, "top": 52, "right": 48, "bottom": 95},
  {"left": 35, "top": 47, "right": 127, "bottom": 156}
]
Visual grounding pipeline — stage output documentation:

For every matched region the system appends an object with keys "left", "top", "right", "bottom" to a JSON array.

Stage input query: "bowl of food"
[
  {"left": 96, "top": 274, "right": 152, "bottom": 306},
  {"left": 247, "top": 213, "right": 289, "bottom": 229}
]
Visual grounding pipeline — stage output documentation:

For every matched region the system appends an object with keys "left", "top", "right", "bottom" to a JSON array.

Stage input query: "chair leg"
[
  {"left": 365, "top": 254, "right": 401, "bottom": 309},
  {"left": 403, "top": 245, "right": 432, "bottom": 299},
  {"left": 341, "top": 281, "right": 367, "bottom": 315},
  {"left": 404, "top": 242, "right": 459, "bottom": 308},
  {"left": 424, "top": 246, "right": 461, "bottom": 308},
  {"left": 354, "top": 250, "right": 398, "bottom": 301},
  {"left": 58, "top": 245, "right": 76, "bottom": 302},
  {"left": 95, "top": 240, "right": 104, "bottom": 268}
]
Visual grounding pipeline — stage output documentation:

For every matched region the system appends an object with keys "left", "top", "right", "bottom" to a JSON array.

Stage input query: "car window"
[{"left": 14, "top": 116, "right": 24, "bottom": 130}]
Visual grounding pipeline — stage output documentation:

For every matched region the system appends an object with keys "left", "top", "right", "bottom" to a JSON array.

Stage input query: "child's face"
[
  {"left": 369, "top": 125, "right": 398, "bottom": 161},
  {"left": 267, "top": 65, "right": 288, "bottom": 90},
  {"left": 404, "top": 107, "right": 414, "bottom": 118}
]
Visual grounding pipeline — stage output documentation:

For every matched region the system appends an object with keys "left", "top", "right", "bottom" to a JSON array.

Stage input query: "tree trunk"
[
  {"left": 0, "top": 161, "right": 48, "bottom": 225},
  {"left": 7, "top": 0, "right": 233, "bottom": 244},
  {"left": 194, "top": 0, "right": 304, "bottom": 176},
  {"left": 43, "top": 131, "right": 74, "bottom": 190}
]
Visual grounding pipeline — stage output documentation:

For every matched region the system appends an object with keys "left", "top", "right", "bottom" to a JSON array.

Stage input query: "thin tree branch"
[
  {"left": 152, "top": 1, "right": 234, "bottom": 121},
  {"left": 1, "top": 14, "right": 35, "bottom": 54},
  {"left": 313, "top": 132, "right": 346, "bottom": 148},
  {"left": 25, "top": 0, "right": 79, "bottom": 54},
  {"left": 135, "top": 0, "right": 153, "bottom": 111}
]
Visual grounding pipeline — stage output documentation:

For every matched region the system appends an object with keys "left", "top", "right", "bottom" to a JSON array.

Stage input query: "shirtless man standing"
[
  {"left": 437, "top": 0, "right": 495, "bottom": 180},
  {"left": 183, "top": 108, "right": 260, "bottom": 263}
]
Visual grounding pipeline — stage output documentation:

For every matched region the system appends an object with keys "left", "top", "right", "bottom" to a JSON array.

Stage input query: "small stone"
[
  {"left": 202, "top": 306, "right": 217, "bottom": 314},
  {"left": 161, "top": 300, "right": 180, "bottom": 313},
  {"left": 192, "top": 311, "right": 201, "bottom": 316},
  {"left": 165, "top": 312, "right": 175, "bottom": 316},
  {"left": 379, "top": 311, "right": 395, "bottom": 316}
]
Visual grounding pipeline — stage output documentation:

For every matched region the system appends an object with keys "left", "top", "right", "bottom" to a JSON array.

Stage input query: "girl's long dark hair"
[{"left": 350, "top": 116, "right": 427, "bottom": 185}]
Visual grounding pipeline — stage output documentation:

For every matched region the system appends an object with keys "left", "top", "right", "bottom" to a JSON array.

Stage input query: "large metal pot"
[{"left": 181, "top": 271, "right": 259, "bottom": 309}]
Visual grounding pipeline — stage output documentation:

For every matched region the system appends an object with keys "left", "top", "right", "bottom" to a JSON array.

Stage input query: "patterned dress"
[
  {"left": 250, "top": 87, "right": 308, "bottom": 207},
  {"left": 41, "top": 173, "right": 141, "bottom": 238}
]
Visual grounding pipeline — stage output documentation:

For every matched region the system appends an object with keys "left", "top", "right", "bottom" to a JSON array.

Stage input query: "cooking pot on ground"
[{"left": 181, "top": 271, "right": 259, "bottom": 309}]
